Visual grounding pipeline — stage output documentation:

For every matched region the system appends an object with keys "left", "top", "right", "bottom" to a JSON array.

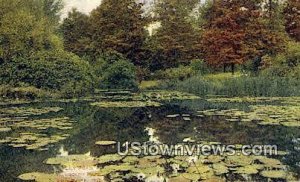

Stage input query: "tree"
[
  {"left": 0, "top": 50, "right": 95, "bottom": 91},
  {"left": 89, "top": 0, "right": 148, "bottom": 64},
  {"left": 284, "top": 0, "right": 300, "bottom": 41},
  {"left": 42, "top": 0, "right": 64, "bottom": 26},
  {"left": 201, "top": 0, "right": 284, "bottom": 73},
  {"left": 0, "top": 0, "right": 63, "bottom": 62},
  {"left": 60, "top": 9, "right": 91, "bottom": 57},
  {"left": 265, "top": 0, "right": 286, "bottom": 32},
  {"left": 148, "top": 0, "right": 202, "bottom": 69}
]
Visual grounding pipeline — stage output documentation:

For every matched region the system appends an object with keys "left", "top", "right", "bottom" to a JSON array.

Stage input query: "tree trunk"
[{"left": 231, "top": 63, "right": 235, "bottom": 75}]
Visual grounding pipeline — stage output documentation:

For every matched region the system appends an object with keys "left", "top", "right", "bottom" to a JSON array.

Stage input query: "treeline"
[
  {"left": 61, "top": 0, "right": 300, "bottom": 73},
  {"left": 0, "top": 0, "right": 96, "bottom": 98},
  {"left": 0, "top": 0, "right": 300, "bottom": 98}
]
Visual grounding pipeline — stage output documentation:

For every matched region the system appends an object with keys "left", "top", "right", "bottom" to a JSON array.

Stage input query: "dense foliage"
[
  {"left": 201, "top": 0, "right": 284, "bottom": 72},
  {"left": 284, "top": 0, "right": 300, "bottom": 41},
  {"left": 147, "top": 0, "right": 202, "bottom": 69},
  {"left": 1, "top": 0, "right": 300, "bottom": 99},
  {"left": 0, "top": 50, "right": 95, "bottom": 92},
  {"left": 100, "top": 59, "right": 138, "bottom": 90},
  {"left": 0, "top": 0, "right": 94, "bottom": 98},
  {"left": 60, "top": 9, "right": 90, "bottom": 57}
]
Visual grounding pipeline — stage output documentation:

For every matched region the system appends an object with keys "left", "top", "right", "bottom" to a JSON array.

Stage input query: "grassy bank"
[
  {"left": 161, "top": 73, "right": 300, "bottom": 97},
  {"left": 0, "top": 85, "right": 60, "bottom": 101}
]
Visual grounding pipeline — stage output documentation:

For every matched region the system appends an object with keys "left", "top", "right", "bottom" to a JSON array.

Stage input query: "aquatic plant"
[
  {"left": 91, "top": 101, "right": 161, "bottom": 108},
  {"left": 18, "top": 141, "right": 298, "bottom": 182}
]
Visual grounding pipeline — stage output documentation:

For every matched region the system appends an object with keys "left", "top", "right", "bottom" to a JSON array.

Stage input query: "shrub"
[
  {"left": 100, "top": 59, "right": 138, "bottom": 90},
  {"left": 0, "top": 50, "right": 95, "bottom": 96},
  {"left": 154, "top": 65, "right": 195, "bottom": 81},
  {"left": 91, "top": 51, "right": 126, "bottom": 77},
  {"left": 261, "top": 41, "right": 300, "bottom": 77},
  {"left": 190, "top": 59, "right": 211, "bottom": 75}
]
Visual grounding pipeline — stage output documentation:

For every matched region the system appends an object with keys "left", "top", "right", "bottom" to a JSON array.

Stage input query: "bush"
[
  {"left": 261, "top": 41, "right": 300, "bottom": 77},
  {"left": 190, "top": 59, "right": 211, "bottom": 75},
  {"left": 154, "top": 66, "right": 195, "bottom": 81},
  {"left": 0, "top": 50, "right": 95, "bottom": 96},
  {"left": 91, "top": 51, "right": 126, "bottom": 76},
  {"left": 100, "top": 59, "right": 138, "bottom": 90}
]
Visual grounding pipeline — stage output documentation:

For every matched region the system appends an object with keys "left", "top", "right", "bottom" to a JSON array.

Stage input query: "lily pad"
[
  {"left": 234, "top": 165, "right": 261, "bottom": 175},
  {"left": 260, "top": 170, "right": 287, "bottom": 179},
  {"left": 18, "top": 172, "right": 57, "bottom": 182},
  {"left": 95, "top": 141, "right": 117, "bottom": 146},
  {"left": 212, "top": 163, "right": 228, "bottom": 175},
  {"left": 46, "top": 154, "right": 96, "bottom": 168},
  {"left": 97, "top": 154, "right": 124, "bottom": 164},
  {"left": 0, "top": 127, "right": 12, "bottom": 132}
]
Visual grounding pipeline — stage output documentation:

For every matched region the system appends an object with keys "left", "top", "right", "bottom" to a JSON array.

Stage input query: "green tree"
[
  {"left": 0, "top": 50, "right": 95, "bottom": 92},
  {"left": 41, "top": 0, "right": 63, "bottom": 26},
  {"left": 149, "top": 0, "right": 202, "bottom": 69},
  {"left": 0, "top": 0, "right": 62, "bottom": 62},
  {"left": 60, "top": 8, "right": 91, "bottom": 57},
  {"left": 89, "top": 0, "right": 148, "bottom": 64}
]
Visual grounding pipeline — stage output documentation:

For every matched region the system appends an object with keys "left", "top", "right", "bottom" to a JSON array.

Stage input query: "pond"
[{"left": 0, "top": 90, "right": 300, "bottom": 182}]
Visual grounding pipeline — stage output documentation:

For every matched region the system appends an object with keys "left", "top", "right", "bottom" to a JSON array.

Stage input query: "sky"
[
  {"left": 61, "top": 0, "right": 102, "bottom": 19},
  {"left": 61, "top": 0, "right": 206, "bottom": 19}
]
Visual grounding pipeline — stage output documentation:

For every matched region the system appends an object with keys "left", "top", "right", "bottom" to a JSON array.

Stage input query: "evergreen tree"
[
  {"left": 60, "top": 8, "right": 91, "bottom": 57},
  {"left": 89, "top": 0, "right": 148, "bottom": 64},
  {"left": 149, "top": 0, "right": 202, "bottom": 69}
]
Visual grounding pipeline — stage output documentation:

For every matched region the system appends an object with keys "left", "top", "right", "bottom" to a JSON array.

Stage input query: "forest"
[{"left": 0, "top": 0, "right": 299, "bottom": 99}]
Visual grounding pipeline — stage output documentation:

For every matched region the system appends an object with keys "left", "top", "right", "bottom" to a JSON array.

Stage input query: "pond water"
[{"left": 0, "top": 91, "right": 300, "bottom": 181}]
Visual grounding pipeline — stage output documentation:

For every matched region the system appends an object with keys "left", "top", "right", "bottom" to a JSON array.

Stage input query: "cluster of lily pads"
[
  {"left": 206, "top": 97, "right": 300, "bottom": 105},
  {"left": 91, "top": 90, "right": 200, "bottom": 108},
  {"left": 18, "top": 141, "right": 297, "bottom": 182},
  {"left": 196, "top": 105, "right": 300, "bottom": 127},
  {"left": 1, "top": 133, "right": 70, "bottom": 150},
  {"left": 0, "top": 106, "right": 75, "bottom": 151},
  {"left": 91, "top": 101, "right": 162, "bottom": 108},
  {"left": 0, "top": 107, "right": 62, "bottom": 117}
]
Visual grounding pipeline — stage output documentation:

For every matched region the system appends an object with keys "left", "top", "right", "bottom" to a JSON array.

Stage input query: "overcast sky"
[
  {"left": 62, "top": 0, "right": 102, "bottom": 19},
  {"left": 61, "top": 0, "right": 206, "bottom": 19}
]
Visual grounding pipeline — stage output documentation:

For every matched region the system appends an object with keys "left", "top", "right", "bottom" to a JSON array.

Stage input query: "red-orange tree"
[
  {"left": 202, "top": 0, "right": 283, "bottom": 72},
  {"left": 284, "top": 0, "right": 300, "bottom": 41}
]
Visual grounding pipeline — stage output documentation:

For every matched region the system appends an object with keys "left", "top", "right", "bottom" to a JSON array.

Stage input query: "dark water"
[{"left": 0, "top": 99, "right": 299, "bottom": 181}]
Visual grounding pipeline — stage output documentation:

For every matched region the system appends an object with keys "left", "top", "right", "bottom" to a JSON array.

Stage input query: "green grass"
[
  {"left": 139, "top": 80, "right": 162, "bottom": 90},
  {"left": 203, "top": 72, "right": 242, "bottom": 80},
  {"left": 0, "top": 85, "right": 58, "bottom": 101},
  {"left": 161, "top": 73, "right": 300, "bottom": 97}
]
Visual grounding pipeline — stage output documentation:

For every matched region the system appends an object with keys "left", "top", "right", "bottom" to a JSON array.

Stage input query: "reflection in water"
[
  {"left": 58, "top": 146, "right": 69, "bottom": 157},
  {"left": 145, "top": 127, "right": 160, "bottom": 143},
  {"left": 0, "top": 99, "right": 300, "bottom": 181}
]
